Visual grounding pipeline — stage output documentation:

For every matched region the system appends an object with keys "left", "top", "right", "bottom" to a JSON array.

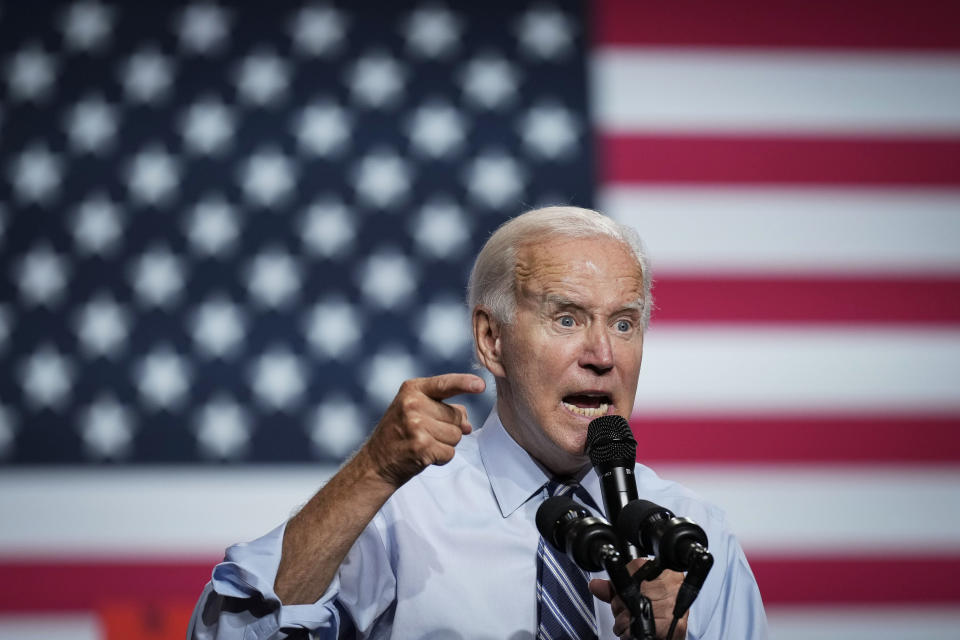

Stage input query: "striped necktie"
[{"left": 536, "top": 478, "right": 599, "bottom": 640}]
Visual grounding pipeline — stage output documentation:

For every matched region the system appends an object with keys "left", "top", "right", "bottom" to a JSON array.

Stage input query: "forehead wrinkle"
[
  {"left": 531, "top": 283, "right": 646, "bottom": 322},
  {"left": 515, "top": 245, "right": 567, "bottom": 289},
  {"left": 514, "top": 238, "right": 646, "bottom": 307}
]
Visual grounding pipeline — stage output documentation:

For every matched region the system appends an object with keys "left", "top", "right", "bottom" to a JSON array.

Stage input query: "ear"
[{"left": 473, "top": 306, "right": 506, "bottom": 378}]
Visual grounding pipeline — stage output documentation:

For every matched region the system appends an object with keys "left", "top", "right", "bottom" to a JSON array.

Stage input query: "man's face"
[{"left": 486, "top": 235, "right": 645, "bottom": 474}]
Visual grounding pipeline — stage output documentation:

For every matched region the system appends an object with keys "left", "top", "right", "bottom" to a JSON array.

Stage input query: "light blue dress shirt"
[{"left": 189, "top": 411, "right": 768, "bottom": 639}]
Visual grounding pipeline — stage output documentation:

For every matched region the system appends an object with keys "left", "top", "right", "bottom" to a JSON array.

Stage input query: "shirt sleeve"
[
  {"left": 688, "top": 510, "right": 769, "bottom": 640},
  {"left": 187, "top": 517, "right": 398, "bottom": 640}
]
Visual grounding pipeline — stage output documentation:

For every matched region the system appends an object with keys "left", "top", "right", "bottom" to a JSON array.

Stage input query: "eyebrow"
[
  {"left": 541, "top": 294, "right": 644, "bottom": 315},
  {"left": 542, "top": 294, "right": 582, "bottom": 309}
]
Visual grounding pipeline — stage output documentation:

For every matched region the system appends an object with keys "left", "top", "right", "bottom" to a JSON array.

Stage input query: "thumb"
[{"left": 589, "top": 578, "right": 615, "bottom": 603}]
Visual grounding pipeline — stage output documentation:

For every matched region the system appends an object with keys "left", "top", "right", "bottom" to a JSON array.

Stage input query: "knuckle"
[
  {"left": 399, "top": 394, "right": 419, "bottom": 414},
  {"left": 398, "top": 378, "right": 421, "bottom": 397},
  {"left": 445, "top": 405, "right": 462, "bottom": 424},
  {"left": 433, "top": 450, "right": 454, "bottom": 466},
  {"left": 406, "top": 415, "right": 423, "bottom": 433},
  {"left": 409, "top": 430, "right": 432, "bottom": 450},
  {"left": 417, "top": 450, "right": 434, "bottom": 467}
]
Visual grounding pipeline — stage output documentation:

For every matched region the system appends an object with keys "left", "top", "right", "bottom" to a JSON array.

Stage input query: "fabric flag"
[
  {"left": 0, "top": 1, "right": 958, "bottom": 638},
  {"left": 596, "top": 1, "right": 960, "bottom": 637}
]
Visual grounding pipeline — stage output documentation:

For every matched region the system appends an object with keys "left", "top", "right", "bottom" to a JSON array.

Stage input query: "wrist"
[{"left": 350, "top": 445, "right": 405, "bottom": 494}]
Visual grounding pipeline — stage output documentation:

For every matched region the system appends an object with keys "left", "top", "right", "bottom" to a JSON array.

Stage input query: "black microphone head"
[
  {"left": 536, "top": 495, "right": 620, "bottom": 571},
  {"left": 536, "top": 495, "right": 589, "bottom": 549},
  {"left": 618, "top": 499, "right": 710, "bottom": 570},
  {"left": 617, "top": 499, "right": 673, "bottom": 537},
  {"left": 617, "top": 499, "right": 674, "bottom": 555},
  {"left": 585, "top": 415, "right": 637, "bottom": 468}
]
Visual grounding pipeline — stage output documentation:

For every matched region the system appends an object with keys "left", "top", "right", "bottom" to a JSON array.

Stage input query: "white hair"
[{"left": 467, "top": 206, "right": 653, "bottom": 329}]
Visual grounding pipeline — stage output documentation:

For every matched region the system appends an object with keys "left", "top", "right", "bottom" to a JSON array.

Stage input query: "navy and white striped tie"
[{"left": 536, "top": 478, "right": 599, "bottom": 640}]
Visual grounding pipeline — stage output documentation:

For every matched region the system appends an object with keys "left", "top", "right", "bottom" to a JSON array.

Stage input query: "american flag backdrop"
[{"left": 1, "top": 1, "right": 959, "bottom": 638}]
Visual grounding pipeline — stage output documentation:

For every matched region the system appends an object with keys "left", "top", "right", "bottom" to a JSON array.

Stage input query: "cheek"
[
  {"left": 509, "top": 327, "right": 558, "bottom": 365},
  {"left": 534, "top": 340, "right": 578, "bottom": 377}
]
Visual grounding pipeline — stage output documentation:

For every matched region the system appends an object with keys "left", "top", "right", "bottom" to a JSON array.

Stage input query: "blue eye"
[
  {"left": 559, "top": 316, "right": 574, "bottom": 327},
  {"left": 616, "top": 319, "right": 631, "bottom": 332}
]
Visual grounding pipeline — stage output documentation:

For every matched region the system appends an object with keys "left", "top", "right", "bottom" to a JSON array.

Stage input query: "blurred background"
[{"left": 1, "top": 0, "right": 959, "bottom": 638}]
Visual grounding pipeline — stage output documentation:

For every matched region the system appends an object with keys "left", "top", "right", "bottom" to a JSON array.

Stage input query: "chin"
[
  {"left": 552, "top": 448, "right": 591, "bottom": 476},
  {"left": 557, "top": 429, "right": 590, "bottom": 459}
]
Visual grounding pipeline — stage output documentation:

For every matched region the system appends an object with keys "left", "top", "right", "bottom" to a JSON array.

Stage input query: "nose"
[{"left": 580, "top": 322, "right": 614, "bottom": 374}]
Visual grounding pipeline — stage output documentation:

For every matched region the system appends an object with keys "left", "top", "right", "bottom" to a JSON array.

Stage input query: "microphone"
[
  {"left": 585, "top": 415, "right": 639, "bottom": 558},
  {"left": 617, "top": 499, "right": 715, "bottom": 620},
  {"left": 616, "top": 499, "right": 711, "bottom": 572},
  {"left": 537, "top": 496, "right": 660, "bottom": 640},
  {"left": 535, "top": 495, "right": 621, "bottom": 572}
]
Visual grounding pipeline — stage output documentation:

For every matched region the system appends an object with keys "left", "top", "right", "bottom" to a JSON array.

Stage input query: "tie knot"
[
  {"left": 545, "top": 477, "right": 599, "bottom": 512},
  {"left": 546, "top": 477, "right": 578, "bottom": 497}
]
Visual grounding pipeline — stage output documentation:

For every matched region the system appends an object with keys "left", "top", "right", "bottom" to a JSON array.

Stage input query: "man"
[{"left": 189, "top": 206, "right": 767, "bottom": 639}]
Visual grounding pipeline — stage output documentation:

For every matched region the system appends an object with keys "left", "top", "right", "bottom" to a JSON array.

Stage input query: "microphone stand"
[
  {"left": 619, "top": 549, "right": 714, "bottom": 640},
  {"left": 598, "top": 546, "right": 657, "bottom": 640}
]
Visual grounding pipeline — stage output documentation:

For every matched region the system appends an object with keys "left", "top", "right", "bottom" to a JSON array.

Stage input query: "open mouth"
[{"left": 561, "top": 393, "right": 612, "bottom": 418}]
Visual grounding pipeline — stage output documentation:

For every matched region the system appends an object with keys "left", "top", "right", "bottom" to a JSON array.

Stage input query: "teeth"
[{"left": 562, "top": 402, "right": 609, "bottom": 417}]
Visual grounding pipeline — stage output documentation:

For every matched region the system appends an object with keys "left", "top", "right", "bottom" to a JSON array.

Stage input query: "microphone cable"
[{"left": 665, "top": 615, "right": 680, "bottom": 640}]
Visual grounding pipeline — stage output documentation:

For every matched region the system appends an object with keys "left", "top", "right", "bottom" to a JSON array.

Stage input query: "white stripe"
[
  {"left": 767, "top": 606, "right": 960, "bottom": 640},
  {"left": 540, "top": 543, "right": 596, "bottom": 626},
  {"left": 656, "top": 465, "right": 960, "bottom": 554},
  {"left": 634, "top": 327, "right": 960, "bottom": 413},
  {"left": 0, "top": 467, "right": 336, "bottom": 555},
  {"left": 2, "top": 467, "right": 958, "bottom": 554},
  {"left": 540, "top": 547, "right": 595, "bottom": 625},
  {"left": 555, "top": 483, "right": 574, "bottom": 496},
  {"left": 593, "top": 49, "right": 960, "bottom": 134},
  {"left": 0, "top": 614, "right": 100, "bottom": 640},
  {"left": 539, "top": 587, "right": 581, "bottom": 638},
  {"left": 603, "top": 187, "right": 960, "bottom": 274},
  {"left": 537, "top": 622, "right": 554, "bottom": 640}
]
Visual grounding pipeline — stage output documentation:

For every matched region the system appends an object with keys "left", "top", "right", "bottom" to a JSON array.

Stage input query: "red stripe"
[
  {"left": 3, "top": 555, "right": 959, "bottom": 610},
  {"left": 629, "top": 415, "right": 960, "bottom": 464},
  {"left": 595, "top": 0, "right": 960, "bottom": 49},
  {"left": 0, "top": 558, "right": 214, "bottom": 612},
  {"left": 751, "top": 554, "right": 960, "bottom": 605},
  {"left": 601, "top": 134, "right": 960, "bottom": 185},
  {"left": 651, "top": 276, "right": 960, "bottom": 324}
]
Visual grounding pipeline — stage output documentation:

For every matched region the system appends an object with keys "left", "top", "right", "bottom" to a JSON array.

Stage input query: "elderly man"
[{"left": 189, "top": 207, "right": 767, "bottom": 639}]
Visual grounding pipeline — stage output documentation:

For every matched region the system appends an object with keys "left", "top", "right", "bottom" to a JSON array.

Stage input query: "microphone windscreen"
[
  {"left": 586, "top": 415, "right": 637, "bottom": 467},
  {"left": 535, "top": 495, "right": 588, "bottom": 546},
  {"left": 616, "top": 499, "right": 674, "bottom": 546}
]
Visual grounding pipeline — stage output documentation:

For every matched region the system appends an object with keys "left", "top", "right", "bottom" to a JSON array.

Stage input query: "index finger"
[{"left": 417, "top": 373, "right": 486, "bottom": 400}]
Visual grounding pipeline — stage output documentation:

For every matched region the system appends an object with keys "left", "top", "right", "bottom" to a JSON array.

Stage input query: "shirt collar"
[{"left": 478, "top": 409, "right": 604, "bottom": 518}]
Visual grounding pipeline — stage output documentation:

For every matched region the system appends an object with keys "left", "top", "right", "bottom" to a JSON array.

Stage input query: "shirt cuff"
[{"left": 210, "top": 521, "right": 341, "bottom": 632}]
